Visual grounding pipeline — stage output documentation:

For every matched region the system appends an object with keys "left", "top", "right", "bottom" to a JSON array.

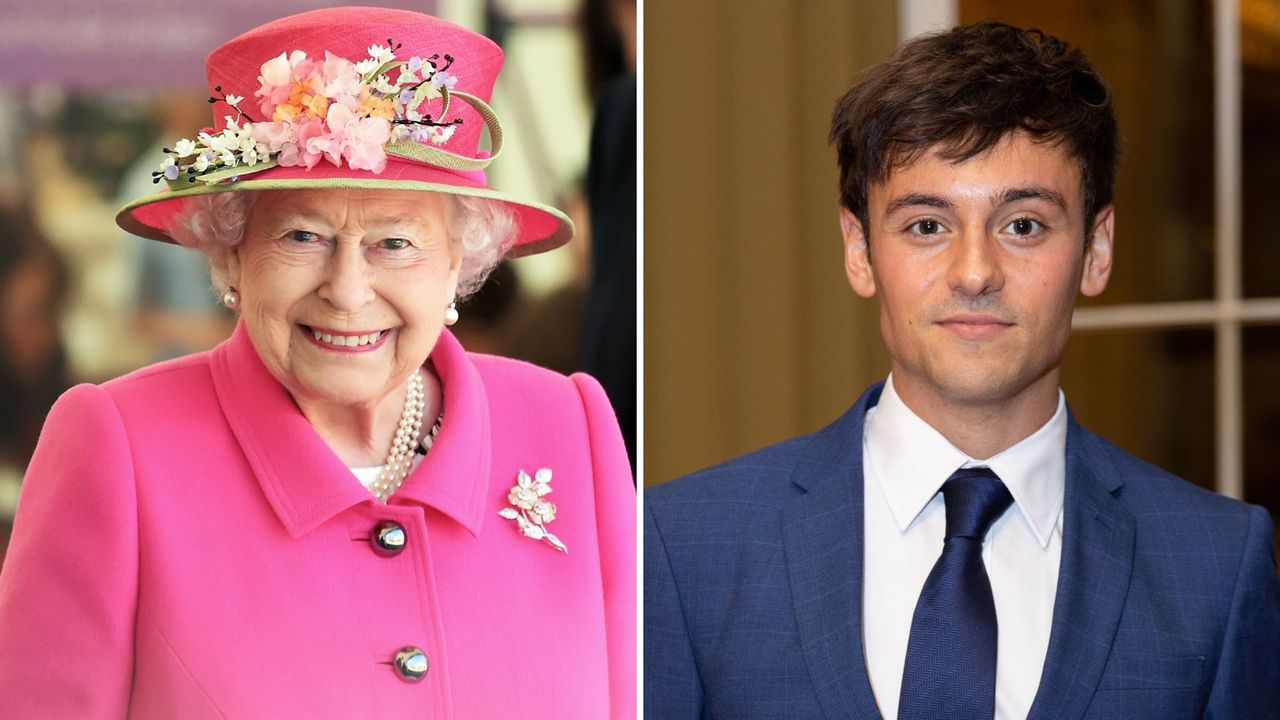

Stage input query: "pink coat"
[{"left": 0, "top": 322, "right": 635, "bottom": 718}]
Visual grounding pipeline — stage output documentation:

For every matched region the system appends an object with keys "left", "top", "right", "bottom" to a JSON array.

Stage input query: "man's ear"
[
  {"left": 1080, "top": 204, "right": 1114, "bottom": 297},
  {"left": 841, "top": 207, "right": 876, "bottom": 298}
]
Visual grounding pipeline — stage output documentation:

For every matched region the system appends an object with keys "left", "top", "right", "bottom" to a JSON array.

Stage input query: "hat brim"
[{"left": 116, "top": 159, "right": 573, "bottom": 258}]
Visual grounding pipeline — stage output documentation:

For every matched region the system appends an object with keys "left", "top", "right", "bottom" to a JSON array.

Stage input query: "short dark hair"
[{"left": 830, "top": 21, "right": 1118, "bottom": 237}]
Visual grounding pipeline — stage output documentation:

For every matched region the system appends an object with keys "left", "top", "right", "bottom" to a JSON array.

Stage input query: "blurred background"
[
  {"left": 0, "top": 0, "right": 637, "bottom": 563},
  {"left": 645, "top": 0, "right": 1280, "bottom": 549}
]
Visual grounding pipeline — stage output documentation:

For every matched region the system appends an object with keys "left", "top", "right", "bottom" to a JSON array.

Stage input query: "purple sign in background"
[{"left": 0, "top": 0, "right": 440, "bottom": 90}]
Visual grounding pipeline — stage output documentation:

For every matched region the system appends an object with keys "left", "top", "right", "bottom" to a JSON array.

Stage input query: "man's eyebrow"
[
  {"left": 998, "top": 186, "right": 1067, "bottom": 212},
  {"left": 884, "top": 193, "right": 954, "bottom": 216}
]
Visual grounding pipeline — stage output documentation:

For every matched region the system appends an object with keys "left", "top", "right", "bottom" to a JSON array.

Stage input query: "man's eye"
[
  {"left": 909, "top": 219, "right": 943, "bottom": 235},
  {"left": 287, "top": 230, "right": 319, "bottom": 243},
  {"left": 381, "top": 237, "right": 411, "bottom": 250},
  {"left": 1005, "top": 217, "right": 1045, "bottom": 235}
]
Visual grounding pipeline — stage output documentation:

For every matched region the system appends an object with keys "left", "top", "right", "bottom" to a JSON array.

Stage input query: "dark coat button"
[
  {"left": 372, "top": 521, "right": 406, "bottom": 556},
  {"left": 394, "top": 646, "right": 429, "bottom": 681}
]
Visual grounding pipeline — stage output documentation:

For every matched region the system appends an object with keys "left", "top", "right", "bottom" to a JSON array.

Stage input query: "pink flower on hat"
[
  {"left": 343, "top": 119, "right": 392, "bottom": 173},
  {"left": 279, "top": 117, "right": 327, "bottom": 169},
  {"left": 248, "top": 121, "right": 294, "bottom": 154},
  {"left": 320, "top": 52, "right": 362, "bottom": 99},
  {"left": 307, "top": 103, "right": 391, "bottom": 173}
]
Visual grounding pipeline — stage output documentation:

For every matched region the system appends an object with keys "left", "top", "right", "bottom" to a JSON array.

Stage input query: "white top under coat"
[
  {"left": 862, "top": 375, "right": 1066, "bottom": 720},
  {"left": 350, "top": 453, "right": 426, "bottom": 494}
]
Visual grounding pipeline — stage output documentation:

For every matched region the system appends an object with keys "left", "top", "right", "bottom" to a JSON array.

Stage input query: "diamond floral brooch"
[{"left": 498, "top": 468, "right": 567, "bottom": 553}]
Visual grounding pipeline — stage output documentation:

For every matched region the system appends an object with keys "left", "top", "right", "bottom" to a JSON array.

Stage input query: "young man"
[{"left": 645, "top": 22, "right": 1280, "bottom": 720}]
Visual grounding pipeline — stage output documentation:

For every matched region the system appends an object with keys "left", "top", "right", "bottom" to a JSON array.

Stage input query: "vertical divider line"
[{"left": 1214, "top": 0, "right": 1244, "bottom": 499}]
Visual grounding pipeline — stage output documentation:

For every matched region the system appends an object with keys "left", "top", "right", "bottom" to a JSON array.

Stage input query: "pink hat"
[{"left": 116, "top": 6, "right": 571, "bottom": 256}]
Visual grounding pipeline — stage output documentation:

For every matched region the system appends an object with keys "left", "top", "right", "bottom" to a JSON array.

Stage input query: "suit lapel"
[
  {"left": 781, "top": 384, "right": 884, "bottom": 720},
  {"left": 1027, "top": 418, "right": 1136, "bottom": 720}
]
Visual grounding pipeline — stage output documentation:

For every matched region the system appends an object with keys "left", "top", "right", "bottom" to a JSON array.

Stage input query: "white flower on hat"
[
  {"left": 259, "top": 52, "right": 294, "bottom": 87},
  {"left": 366, "top": 43, "right": 394, "bottom": 64},
  {"left": 372, "top": 74, "right": 398, "bottom": 95},
  {"left": 431, "top": 125, "right": 456, "bottom": 146},
  {"left": 173, "top": 139, "right": 198, "bottom": 157},
  {"left": 224, "top": 94, "right": 244, "bottom": 108}
]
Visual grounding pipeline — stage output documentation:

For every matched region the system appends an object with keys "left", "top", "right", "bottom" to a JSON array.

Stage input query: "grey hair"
[
  {"left": 167, "top": 190, "right": 517, "bottom": 301},
  {"left": 446, "top": 194, "right": 518, "bottom": 298}
]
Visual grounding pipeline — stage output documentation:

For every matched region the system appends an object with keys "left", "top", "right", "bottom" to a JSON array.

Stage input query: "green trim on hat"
[{"left": 117, "top": 177, "right": 573, "bottom": 258}]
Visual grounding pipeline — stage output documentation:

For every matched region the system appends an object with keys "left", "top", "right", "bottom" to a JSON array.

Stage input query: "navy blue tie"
[{"left": 898, "top": 467, "right": 1013, "bottom": 720}]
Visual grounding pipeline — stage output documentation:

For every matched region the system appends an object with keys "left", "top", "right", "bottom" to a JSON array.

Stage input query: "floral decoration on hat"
[
  {"left": 498, "top": 468, "right": 567, "bottom": 553},
  {"left": 154, "top": 40, "right": 466, "bottom": 188}
]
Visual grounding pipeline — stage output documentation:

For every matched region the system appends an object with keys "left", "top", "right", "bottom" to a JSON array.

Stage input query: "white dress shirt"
[{"left": 862, "top": 375, "right": 1066, "bottom": 720}]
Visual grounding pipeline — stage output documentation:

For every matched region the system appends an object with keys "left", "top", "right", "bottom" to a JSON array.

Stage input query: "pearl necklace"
[{"left": 369, "top": 369, "right": 428, "bottom": 503}]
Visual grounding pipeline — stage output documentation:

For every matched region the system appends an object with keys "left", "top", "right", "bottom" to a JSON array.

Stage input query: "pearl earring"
[
  {"left": 222, "top": 288, "right": 240, "bottom": 310},
  {"left": 443, "top": 301, "right": 459, "bottom": 326}
]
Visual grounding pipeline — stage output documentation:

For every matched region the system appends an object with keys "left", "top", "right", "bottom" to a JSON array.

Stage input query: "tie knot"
[{"left": 941, "top": 467, "right": 1013, "bottom": 540}]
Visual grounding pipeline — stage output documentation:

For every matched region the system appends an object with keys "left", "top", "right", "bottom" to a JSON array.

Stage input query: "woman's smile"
[{"left": 298, "top": 324, "right": 392, "bottom": 353}]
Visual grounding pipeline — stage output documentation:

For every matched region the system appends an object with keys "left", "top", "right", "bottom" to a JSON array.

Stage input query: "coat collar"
[
  {"left": 1026, "top": 416, "right": 1135, "bottom": 720},
  {"left": 783, "top": 384, "right": 1136, "bottom": 720},
  {"left": 781, "top": 382, "right": 884, "bottom": 720},
  {"left": 210, "top": 321, "right": 491, "bottom": 538}
]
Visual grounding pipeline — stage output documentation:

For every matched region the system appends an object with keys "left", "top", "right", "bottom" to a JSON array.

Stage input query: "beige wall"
[{"left": 644, "top": 0, "right": 897, "bottom": 484}]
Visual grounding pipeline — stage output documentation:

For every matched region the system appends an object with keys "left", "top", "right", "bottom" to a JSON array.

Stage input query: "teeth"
[{"left": 309, "top": 328, "right": 382, "bottom": 347}]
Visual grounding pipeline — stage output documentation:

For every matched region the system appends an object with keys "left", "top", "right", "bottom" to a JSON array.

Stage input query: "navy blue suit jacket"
[{"left": 645, "top": 384, "right": 1280, "bottom": 719}]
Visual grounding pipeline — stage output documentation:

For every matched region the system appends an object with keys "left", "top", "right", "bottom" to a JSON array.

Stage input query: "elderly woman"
[{"left": 0, "top": 8, "right": 633, "bottom": 719}]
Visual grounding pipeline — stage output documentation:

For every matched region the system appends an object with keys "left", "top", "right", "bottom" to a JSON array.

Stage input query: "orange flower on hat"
[
  {"left": 302, "top": 91, "right": 330, "bottom": 119},
  {"left": 272, "top": 77, "right": 328, "bottom": 122},
  {"left": 357, "top": 88, "right": 396, "bottom": 121}
]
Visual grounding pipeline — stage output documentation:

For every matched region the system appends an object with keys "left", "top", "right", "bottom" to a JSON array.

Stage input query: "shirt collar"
[
  {"left": 864, "top": 374, "right": 1066, "bottom": 547},
  {"left": 211, "top": 321, "right": 490, "bottom": 538}
]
